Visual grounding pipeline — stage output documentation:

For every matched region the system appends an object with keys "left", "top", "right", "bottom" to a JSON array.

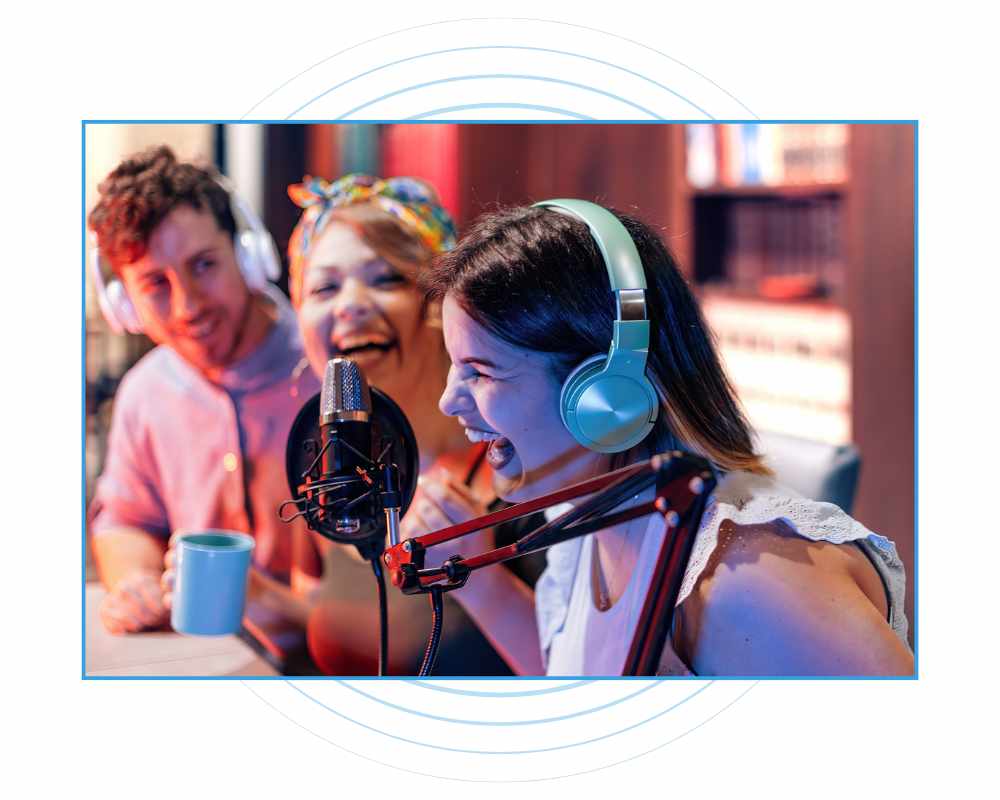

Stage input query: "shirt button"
[{"left": 223, "top": 452, "right": 239, "bottom": 472}]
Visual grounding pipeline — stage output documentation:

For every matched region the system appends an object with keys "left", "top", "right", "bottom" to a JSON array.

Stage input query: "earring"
[{"left": 289, "top": 357, "right": 311, "bottom": 399}]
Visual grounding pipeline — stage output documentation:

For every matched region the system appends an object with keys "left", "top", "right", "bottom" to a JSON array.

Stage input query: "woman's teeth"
[{"left": 464, "top": 428, "right": 501, "bottom": 443}]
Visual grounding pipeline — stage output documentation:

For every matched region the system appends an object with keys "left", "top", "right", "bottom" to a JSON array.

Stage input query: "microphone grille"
[{"left": 321, "top": 358, "right": 371, "bottom": 422}]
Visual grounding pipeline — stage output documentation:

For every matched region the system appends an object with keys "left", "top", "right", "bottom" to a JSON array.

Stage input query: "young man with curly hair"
[{"left": 88, "top": 146, "right": 319, "bottom": 644}]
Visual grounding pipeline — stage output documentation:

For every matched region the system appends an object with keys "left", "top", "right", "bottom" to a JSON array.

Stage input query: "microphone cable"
[
  {"left": 415, "top": 444, "right": 484, "bottom": 677},
  {"left": 369, "top": 557, "right": 389, "bottom": 676},
  {"left": 418, "top": 586, "right": 444, "bottom": 677}
]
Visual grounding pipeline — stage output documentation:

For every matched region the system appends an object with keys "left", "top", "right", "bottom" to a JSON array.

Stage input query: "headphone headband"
[
  {"left": 214, "top": 172, "right": 279, "bottom": 272},
  {"left": 533, "top": 199, "right": 647, "bottom": 292}
]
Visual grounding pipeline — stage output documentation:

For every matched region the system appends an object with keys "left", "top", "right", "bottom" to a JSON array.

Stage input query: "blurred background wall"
[{"left": 84, "top": 122, "right": 915, "bottom": 637}]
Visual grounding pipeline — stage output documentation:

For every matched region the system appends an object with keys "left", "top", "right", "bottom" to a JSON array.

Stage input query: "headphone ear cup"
[
  {"left": 560, "top": 354, "right": 607, "bottom": 425},
  {"left": 560, "top": 354, "right": 658, "bottom": 453},
  {"left": 234, "top": 230, "right": 282, "bottom": 291},
  {"left": 234, "top": 231, "right": 266, "bottom": 291},
  {"left": 223, "top": 178, "right": 282, "bottom": 287},
  {"left": 105, "top": 278, "right": 143, "bottom": 335}
]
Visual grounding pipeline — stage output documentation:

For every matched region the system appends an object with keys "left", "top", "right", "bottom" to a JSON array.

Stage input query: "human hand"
[
  {"left": 160, "top": 531, "right": 182, "bottom": 610},
  {"left": 100, "top": 570, "right": 169, "bottom": 634},
  {"left": 402, "top": 471, "right": 496, "bottom": 562}
]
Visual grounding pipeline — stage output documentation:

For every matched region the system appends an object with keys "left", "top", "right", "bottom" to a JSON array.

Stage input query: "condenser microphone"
[
  {"left": 282, "top": 357, "right": 421, "bottom": 562},
  {"left": 317, "top": 358, "right": 373, "bottom": 538}
]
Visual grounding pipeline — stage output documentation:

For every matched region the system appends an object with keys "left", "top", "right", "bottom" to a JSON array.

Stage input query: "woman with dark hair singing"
[{"left": 418, "top": 202, "right": 913, "bottom": 677}]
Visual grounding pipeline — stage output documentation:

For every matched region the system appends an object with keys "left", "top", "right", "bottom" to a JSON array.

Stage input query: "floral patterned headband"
[{"left": 287, "top": 173, "right": 457, "bottom": 302}]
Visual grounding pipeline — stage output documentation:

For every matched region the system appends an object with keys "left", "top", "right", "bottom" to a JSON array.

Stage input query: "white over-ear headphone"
[{"left": 88, "top": 174, "right": 281, "bottom": 335}]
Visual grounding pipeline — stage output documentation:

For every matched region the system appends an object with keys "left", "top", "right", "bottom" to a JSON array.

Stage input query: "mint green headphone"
[{"left": 533, "top": 199, "right": 659, "bottom": 453}]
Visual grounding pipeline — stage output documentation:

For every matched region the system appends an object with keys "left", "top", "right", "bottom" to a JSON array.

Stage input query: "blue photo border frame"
[{"left": 80, "top": 118, "right": 919, "bottom": 682}]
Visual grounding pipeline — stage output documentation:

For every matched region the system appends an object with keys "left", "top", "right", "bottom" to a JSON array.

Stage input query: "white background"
[{"left": 1, "top": 1, "right": 996, "bottom": 796}]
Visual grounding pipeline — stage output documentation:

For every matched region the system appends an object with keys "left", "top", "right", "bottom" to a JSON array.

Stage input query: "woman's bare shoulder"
[{"left": 676, "top": 519, "right": 913, "bottom": 676}]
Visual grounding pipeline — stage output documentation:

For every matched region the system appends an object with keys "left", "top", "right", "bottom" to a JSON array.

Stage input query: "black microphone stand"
[
  {"left": 382, "top": 451, "right": 716, "bottom": 677},
  {"left": 281, "top": 435, "right": 407, "bottom": 677},
  {"left": 282, "top": 375, "right": 421, "bottom": 678}
]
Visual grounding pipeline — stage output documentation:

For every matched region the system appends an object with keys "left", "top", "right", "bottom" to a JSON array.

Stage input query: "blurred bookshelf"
[
  {"left": 678, "top": 124, "right": 853, "bottom": 445},
  {"left": 667, "top": 123, "right": 914, "bottom": 633},
  {"left": 700, "top": 293, "right": 851, "bottom": 445}
]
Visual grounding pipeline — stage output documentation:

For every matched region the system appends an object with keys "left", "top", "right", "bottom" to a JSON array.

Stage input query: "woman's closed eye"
[
  {"left": 372, "top": 272, "right": 407, "bottom": 289},
  {"left": 308, "top": 273, "right": 405, "bottom": 297},
  {"left": 309, "top": 281, "right": 341, "bottom": 297},
  {"left": 464, "top": 367, "right": 500, "bottom": 384}
]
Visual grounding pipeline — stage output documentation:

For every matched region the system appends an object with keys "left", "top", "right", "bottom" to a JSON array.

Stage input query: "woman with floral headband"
[{"left": 286, "top": 174, "right": 525, "bottom": 675}]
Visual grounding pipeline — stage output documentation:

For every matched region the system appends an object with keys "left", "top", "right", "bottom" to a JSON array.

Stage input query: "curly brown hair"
[{"left": 88, "top": 145, "right": 236, "bottom": 271}]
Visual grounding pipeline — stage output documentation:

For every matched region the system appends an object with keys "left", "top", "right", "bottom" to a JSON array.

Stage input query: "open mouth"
[
  {"left": 463, "top": 427, "right": 502, "bottom": 444},
  {"left": 461, "top": 424, "right": 515, "bottom": 470},
  {"left": 485, "top": 436, "right": 515, "bottom": 470},
  {"left": 180, "top": 315, "right": 220, "bottom": 341},
  {"left": 335, "top": 339, "right": 397, "bottom": 359}
]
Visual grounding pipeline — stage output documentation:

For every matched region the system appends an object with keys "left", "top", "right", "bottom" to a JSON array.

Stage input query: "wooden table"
[{"left": 85, "top": 583, "right": 279, "bottom": 677}]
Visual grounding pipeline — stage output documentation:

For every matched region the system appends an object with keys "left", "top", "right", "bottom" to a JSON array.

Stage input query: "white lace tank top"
[{"left": 536, "top": 471, "right": 910, "bottom": 676}]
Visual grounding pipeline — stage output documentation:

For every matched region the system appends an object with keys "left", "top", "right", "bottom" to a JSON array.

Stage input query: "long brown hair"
[{"left": 422, "top": 205, "right": 770, "bottom": 475}]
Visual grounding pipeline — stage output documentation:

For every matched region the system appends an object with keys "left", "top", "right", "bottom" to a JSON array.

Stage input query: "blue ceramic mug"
[{"left": 170, "top": 530, "right": 254, "bottom": 636}]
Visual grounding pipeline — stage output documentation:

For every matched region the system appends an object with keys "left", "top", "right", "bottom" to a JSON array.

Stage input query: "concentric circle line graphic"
[
  {"left": 322, "top": 678, "right": 664, "bottom": 725},
  {"left": 304, "top": 74, "right": 663, "bottom": 121},
  {"left": 242, "top": 681, "right": 757, "bottom": 783},
  {"left": 407, "top": 103, "right": 592, "bottom": 120},
  {"left": 281, "top": 44, "right": 713, "bottom": 120},
  {"left": 408, "top": 680, "right": 594, "bottom": 697},
  {"left": 548, "top": 682, "right": 759, "bottom": 781},
  {"left": 280, "top": 680, "right": 714, "bottom": 756},
  {"left": 240, "top": 16, "right": 756, "bottom": 119}
]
